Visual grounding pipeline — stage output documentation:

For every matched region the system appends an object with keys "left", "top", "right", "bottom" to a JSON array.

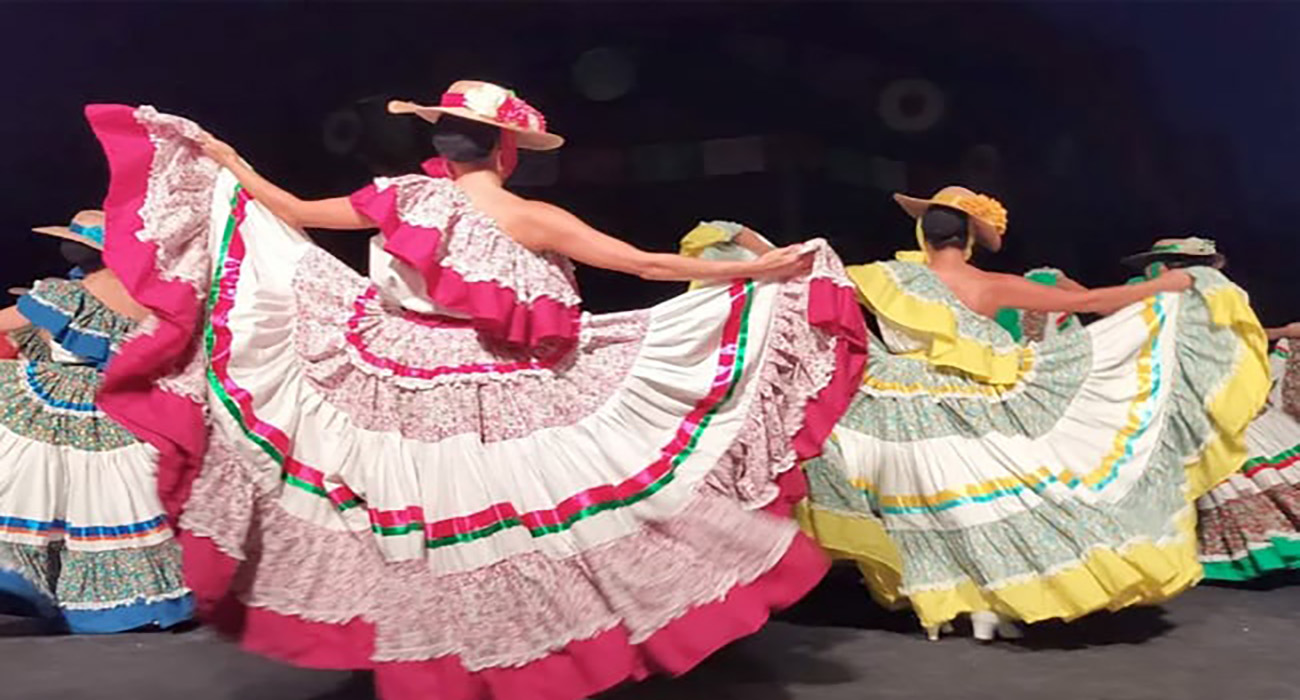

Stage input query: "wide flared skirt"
[
  {"left": 0, "top": 359, "right": 191, "bottom": 632},
  {"left": 800, "top": 281, "right": 1267, "bottom": 628},
  {"left": 87, "top": 103, "right": 867, "bottom": 699}
]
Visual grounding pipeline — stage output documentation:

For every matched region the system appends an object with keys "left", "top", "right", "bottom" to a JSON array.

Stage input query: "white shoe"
[
  {"left": 970, "top": 611, "right": 1022, "bottom": 641},
  {"left": 924, "top": 621, "right": 955, "bottom": 641}
]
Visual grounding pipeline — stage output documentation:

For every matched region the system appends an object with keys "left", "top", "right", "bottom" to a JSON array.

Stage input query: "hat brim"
[
  {"left": 32, "top": 226, "right": 103, "bottom": 252},
  {"left": 388, "top": 101, "right": 565, "bottom": 151},
  {"left": 1120, "top": 250, "right": 1225, "bottom": 269},
  {"left": 893, "top": 194, "right": 1003, "bottom": 252}
]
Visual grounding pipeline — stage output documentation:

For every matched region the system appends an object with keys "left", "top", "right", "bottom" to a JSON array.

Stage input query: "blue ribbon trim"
[
  {"left": 67, "top": 222, "right": 105, "bottom": 247},
  {"left": 16, "top": 294, "right": 113, "bottom": 369},
  {"left": 0, "top": 513, "right": 168, "bottom": 540},
  {"left": 22, "top": 361, "right": 98, "bottom": 413}
]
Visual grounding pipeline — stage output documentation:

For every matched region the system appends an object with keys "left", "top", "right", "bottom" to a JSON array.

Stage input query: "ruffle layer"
[
  {"left": 6, "top": 326, "right": 50, "bottom": 362},
  {"left": 0, "top": 540, "right": 191, "bottom": 633},
  {"left": 1197, "top": 374, "right": 1300, "bottom": 581},
  {"left": 847, "top": 261, "right": 1024, "bottom": 385},
  {"left": 15, "top": 279, "right": 135, "bottom": 370},
  {"left": 86, "top": 103, "right": 215, "bottom": 521},
  {"left": 0, "top": 359, "right": 138, "bottom": 450},
  {"left": 351, "top": 179, "right": 581, "bottom": 360},
  {"left": 1199, "top": 480, "right": 1300, "bottom": 581},
  {"left": 182, "top": 434, "right": 821, "bottom": 664},
  {"left": 1179, "top": 275, "right": 1270, "bottom": 499}
]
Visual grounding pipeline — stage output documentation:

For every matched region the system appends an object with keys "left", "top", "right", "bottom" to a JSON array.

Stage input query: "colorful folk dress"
[
  {"left": 86, "top": 105, "right": 866, "bottom": 700},
  {"left": 0, "top": 279, "right": 191, "bottom": 632},
  {"left": 796, "top": 260, "right": 1268, "bottom": 630},
  {"left": 1197, "top": 338, "right": 1300, "bottom": 580}
]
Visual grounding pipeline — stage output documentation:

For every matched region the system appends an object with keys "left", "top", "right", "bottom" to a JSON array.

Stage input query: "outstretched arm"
[
  {"left": 1267, "top": 322, "right": 1300, "bottom": 340},
  {"left": 987, "top": 270, "right": 1191, "bottom": 316},
  {"left": 524, "top": 202, "right": 810, "bottom": 282},
  {"left": 199, "top": 133, "right": 374, "bottom": 231},
  {"left": 1056, "top": 274, "right": 1087, "bottom": 292}
]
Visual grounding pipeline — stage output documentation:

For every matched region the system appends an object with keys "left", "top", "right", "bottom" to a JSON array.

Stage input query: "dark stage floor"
[{"left": 4, "top": 566, "right": 1298, "bottom": 700}]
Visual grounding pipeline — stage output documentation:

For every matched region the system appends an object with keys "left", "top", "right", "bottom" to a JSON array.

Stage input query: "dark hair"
[
  {"left": 920, "top": 205, "right": 970, "bottom": 251},
  {"left": 431, "top": 117, "right": 501, "bottom": 163},
  {"left": 59, "top": 240, "right": 105, "bottom": 273}
]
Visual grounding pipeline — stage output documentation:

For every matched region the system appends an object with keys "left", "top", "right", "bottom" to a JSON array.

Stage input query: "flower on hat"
[
  {"left": 959, "top": 193, "right": 1008, "bottom": 235},
  {"left": 462, "top": 84, "right": 510, "bottom": 118}
]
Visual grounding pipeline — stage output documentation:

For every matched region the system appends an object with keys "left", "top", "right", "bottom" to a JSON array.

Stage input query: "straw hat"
[
  {"left": 893, "top": 186, "right": 1008, "bottom": 252},
  {"left": 388, "top": 80, "right": 564, "bottom": 151},
  {"left": 32, "top": 209, "right": 105, "bottom": 251},
  {"left": 1121, "top": 237, "right": 1224, "bottom": 268}
]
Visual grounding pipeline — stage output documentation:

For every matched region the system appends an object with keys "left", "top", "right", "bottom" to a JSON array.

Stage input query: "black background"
[{"left": 1, "top": 2, "right": 1293, "bottom": 321}]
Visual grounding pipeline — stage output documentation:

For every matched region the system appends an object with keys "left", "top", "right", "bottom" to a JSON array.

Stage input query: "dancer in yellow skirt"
[{"left": 796, "top": 188, "right": 1268, "bottom": 639}]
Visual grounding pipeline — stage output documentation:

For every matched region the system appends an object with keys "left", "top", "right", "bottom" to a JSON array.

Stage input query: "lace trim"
[
  {"left": 59, "top": 589, "right": 192, "bottom": 611},
  {"left": 705, "top": 241, "right": 860, "bottom": 510},
  {"left": 131, "top": 106, "right": 221, "bottom": 405}
]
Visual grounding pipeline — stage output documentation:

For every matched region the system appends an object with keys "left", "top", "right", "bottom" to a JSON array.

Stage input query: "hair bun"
[{"left": 431, "top": 117, "right": 501, "bottom": 163}]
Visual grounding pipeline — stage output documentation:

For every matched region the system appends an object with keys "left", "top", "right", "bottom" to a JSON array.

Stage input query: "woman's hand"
[
  {"left": 1153, "top": 269, "right": 1193, "bottom": 293},
  {"left": 198, "top": 130, "right": 240, "bottom": 169},
  {"left": 745, "top": 245, "right": 813, "bottom": 281}
]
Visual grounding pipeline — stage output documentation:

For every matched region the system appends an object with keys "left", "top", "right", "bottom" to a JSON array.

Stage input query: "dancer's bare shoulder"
[{"left": 511, "top": 198, "right": 599, "bottom": 252}]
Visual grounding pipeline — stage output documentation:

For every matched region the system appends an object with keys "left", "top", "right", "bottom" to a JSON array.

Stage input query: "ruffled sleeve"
[
  {"left": 847, "top": 261, "right": 1026, "bottom": 385},
  {"left": 16, "top": 278, "right": 135, "bottom": 369},
  {"left": 350, "top": 176, "right": 582, "bottom": 360}
]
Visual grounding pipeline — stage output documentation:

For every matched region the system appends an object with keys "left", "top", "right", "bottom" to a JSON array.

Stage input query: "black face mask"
[{"left": 59, "top": 240, "right": 105, "bottom": 273}]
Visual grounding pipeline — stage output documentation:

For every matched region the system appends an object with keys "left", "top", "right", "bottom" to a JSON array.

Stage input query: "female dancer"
[
  {"left": 1123, "top": 239, "right": 1300, "bottom": 581},
  {"left": 792, "top": 187, "right": 1267, "bottom": 640},
  {"left": 84, "top": 80, "right": 866, "bottom": 700},
  {"left": 0, "top": 210, "right": 191, "bottom": 632}
]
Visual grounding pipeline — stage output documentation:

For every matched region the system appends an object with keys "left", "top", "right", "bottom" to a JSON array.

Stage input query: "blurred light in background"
[
  {"left": 878, "top": 78, "right": 945, "bottom": 133},
  {"left": 572, "top": 47, "right": 637, "bottom": 102}
]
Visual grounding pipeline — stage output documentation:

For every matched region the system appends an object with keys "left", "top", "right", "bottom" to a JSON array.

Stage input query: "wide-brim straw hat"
[
  {"left": 388, "top": 80, "right": 564, "bottom": 151},
  {"left": 893, "top": 185, "right": 1008, "bottom": 252},
  {"left": 32, "top": 209, "right": 105, "bottom": 251},
  {"left": 1121, "top": 237, "right": 1225, "bottom": 268}
]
